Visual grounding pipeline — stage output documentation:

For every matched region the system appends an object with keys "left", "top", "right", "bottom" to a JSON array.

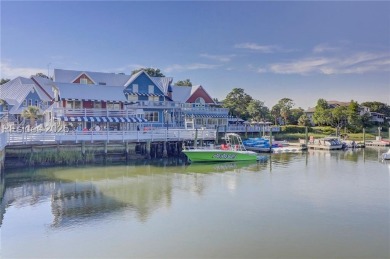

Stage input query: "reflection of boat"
[
  {"left": 185, "top": 160, "right": 262, "bottom": 174},
  {"left": 182, "top": 133, "right": 259, "bottom": 162},
  {"left": 382, "top": 149, "right": 390, "bottom": 160},
  {"left": 307, "top": 137, "right": 344, "bottom": 150}
]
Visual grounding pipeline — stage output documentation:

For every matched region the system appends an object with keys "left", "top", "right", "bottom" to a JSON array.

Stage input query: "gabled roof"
[
  {"left": 171, "top": 85, "right": 192, "bottom": 103},
  {"left": 0, "top": 77, "right": 52, "bottom": 114},
  {"left": 123, "top": 70, "right": 144, "bottom": 87},
  {"left": 31, "top": 76, "right": 55, "bottom": 99},
  {"left": 123, "top": 70, "right": 168, "bottom": 95},
  {"left": 71, "top": 72, "right": 96, "bottom": 84},
  {"left": 54, "top": 69, "right": 131, "bottom": 86},
  {"left": 171, "top": 85, "right": 215, "bottom": 104},
  {"left": 150, "top": 77, "right": 173, "bottom": 95},
  {"left": 55, "top": 83, "right": 128, "bottom": 102}
]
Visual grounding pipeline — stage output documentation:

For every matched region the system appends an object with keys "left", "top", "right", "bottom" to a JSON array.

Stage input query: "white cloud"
[
  {"left": 1, "top": 62, "right": 46, "bottom": 79},
  {"left": 313, "top": 43, "right": 340, "bottom": 53},
  {"left": 263, "top": 52, "right": 390, "bottom": 75},
  {"left": 165, "top": 63, "right": 220, "bottom": 72},
  {"left": 235, "top": 43, "right": 279, "bottom": 53},
  {"left": 200, "top": 53, "right": 235, "bottom": 62},
  {"left": 234, "top": 43, "right": 295, "bottom": 53}
]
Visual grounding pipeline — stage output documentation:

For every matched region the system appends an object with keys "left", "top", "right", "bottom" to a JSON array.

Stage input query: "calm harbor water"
[{"left": 1, "top": 148, "right": 389, "bottom": 259}]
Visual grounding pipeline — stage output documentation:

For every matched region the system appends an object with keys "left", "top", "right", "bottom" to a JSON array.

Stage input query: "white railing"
[
  {"left": 6, "top": 129, "right": 216, "bottom": 145},
  {"left": 52, "top": 108, "right": 136, "bottom": 118},
  {"left": 221, "top": 125, "right": 280, "bottom": 133}
]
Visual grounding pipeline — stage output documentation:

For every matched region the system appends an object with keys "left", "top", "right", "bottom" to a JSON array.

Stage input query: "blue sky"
[{"left": 1, "top": 1, "right": 389, "bottom": 109}]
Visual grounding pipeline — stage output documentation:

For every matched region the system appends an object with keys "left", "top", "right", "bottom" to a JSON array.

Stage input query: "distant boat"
[
  {"left": 307, "top": 137, "right": 344, "bottom": 150},
  {"left": 182, "top": 133, "right": 259, "bottom": 162},
  {"left": 243, "top": 137, "right": 287, "bottom": 153},
  {"left": 382, "top": 149, "right": 390, "bottom": 160}
]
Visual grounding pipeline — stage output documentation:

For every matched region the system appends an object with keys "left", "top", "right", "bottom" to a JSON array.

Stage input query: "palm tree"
[{"left": 22, "top": 106, "right": 42, "bottom": 128}]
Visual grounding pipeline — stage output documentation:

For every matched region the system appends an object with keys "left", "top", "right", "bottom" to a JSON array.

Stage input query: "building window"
[
  {"left": 148, "top": 96, "right": 160, "bottom": 102},
  {"left": 195, "top": 97, "right": 205, "bottom": 104},
  {"left": 23, "top": 100, "right": 27, "bottom": 106},
  {"left": 35, "top": 100, "right": 39, "bottom": 106},
  {"left": 94, "top": 101, "right": 102, "bottom": 108},
  {"left": 74, "top": 100, "right": 81, "bottom": 109},
  {"left": 148, "top": 85, "right": 154, "bottom": 94},
  {"left": 144, "top": 111, "right": 159, "bottom": 122},
  {"left": 80, "top": 78, "right": 88, "bottom": 84},
  {"left": 4, "top": 104, "right": 8, "bottom": 111},
  {"left": 132, "top": 84, "right": 138, "bottom": 93},
  {"left": 107, "top": 102, "right": 120, "bottom": 110},
  {"left": 28, "top": 99, "right": 33, "bottom": 106},
  {"left": 127, "top": 94, "right": 138, "bottom": 102}
]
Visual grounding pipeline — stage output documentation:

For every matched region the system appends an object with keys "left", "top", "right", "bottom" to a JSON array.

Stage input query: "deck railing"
[
  {"left": 52, "top": 108, "right": 136, "bottom": 118},
  {"left": 6, "top": 129, "right": 216, "bottom": 145}
]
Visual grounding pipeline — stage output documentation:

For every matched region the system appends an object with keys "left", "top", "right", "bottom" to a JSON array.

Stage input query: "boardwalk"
[{"left": 3, "top": 128, "right": 216, "bottom": 146}]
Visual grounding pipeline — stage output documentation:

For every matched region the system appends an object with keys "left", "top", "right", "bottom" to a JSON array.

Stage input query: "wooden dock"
[{"left": 365, "top": 140, "right": 390, "bottom": 147}]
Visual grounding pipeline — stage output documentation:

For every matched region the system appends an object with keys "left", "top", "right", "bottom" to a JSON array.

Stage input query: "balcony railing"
[{"left": 52, "top": 108, "right": 136, "bottom": 118}]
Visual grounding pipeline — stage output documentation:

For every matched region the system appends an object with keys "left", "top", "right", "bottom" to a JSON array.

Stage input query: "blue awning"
[{"left": 56, "top": 116, "right": 147, "bottom": 122}]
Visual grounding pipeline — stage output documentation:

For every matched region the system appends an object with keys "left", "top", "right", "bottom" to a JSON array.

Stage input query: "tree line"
[{"left": 221, "top": 88, "right": 389, "bottom": 132}]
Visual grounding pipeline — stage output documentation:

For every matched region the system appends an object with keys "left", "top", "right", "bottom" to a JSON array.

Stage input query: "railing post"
[
  {"left": 107, "top": 130, "right": 109, "bottom": 143},
  {"left": 91, "top": 130, "right": 93, "bottom": 143}
]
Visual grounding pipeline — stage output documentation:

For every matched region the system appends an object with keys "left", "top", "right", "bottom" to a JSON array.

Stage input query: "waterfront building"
[
  {"left": 1, "top": 69, "right": 230, "bottom": 131},
  {"left": 0, "top": 76, "right": 54, "bottom": 129}
]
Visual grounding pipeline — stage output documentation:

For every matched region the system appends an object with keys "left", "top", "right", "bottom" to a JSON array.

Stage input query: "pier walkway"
[{"left": 3, "top": 128, "right": 216, "bottom": 146}]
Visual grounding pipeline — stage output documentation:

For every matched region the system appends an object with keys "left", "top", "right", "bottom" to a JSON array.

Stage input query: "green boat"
[{"left": 182, "top": 133, "right": 259, "bottom": 162}]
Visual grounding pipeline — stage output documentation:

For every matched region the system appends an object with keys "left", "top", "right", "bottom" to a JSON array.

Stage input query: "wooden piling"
[
  {"left": 163, "top": 141, "right": 168, "bottom": 158},
  {"left": 305, "top": 126, "right": 308, "bottom": 147},
  {"left": 363, "top": 128, "right": 366, "bottom": 147}
]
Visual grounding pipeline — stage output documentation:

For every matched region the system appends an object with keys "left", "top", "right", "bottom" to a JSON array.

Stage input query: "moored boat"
[
  {"left": 182, "top": 133, "right": 259, "bottom": 162},
  {"left": 382, "top": 149, "right": 390, "bottom": 160},
  {"left": 307, "top": 137, "right": 344, "bottom": 150}
]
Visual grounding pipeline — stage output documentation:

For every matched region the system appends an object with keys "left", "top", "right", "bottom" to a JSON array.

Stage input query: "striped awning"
[
  {"left": 56, "top": 116, "right": 147, "bottom": 122},
  {"left": 125, "top": 92, "right": 164, "bottom": 97},
  {"left": 185, "top": 114, "right": 228, "bottom": 118}
]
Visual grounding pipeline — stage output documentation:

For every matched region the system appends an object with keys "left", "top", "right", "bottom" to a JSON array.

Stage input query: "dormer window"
[{"left": 80, "top": 78, "right": 88, "bottom": 84}]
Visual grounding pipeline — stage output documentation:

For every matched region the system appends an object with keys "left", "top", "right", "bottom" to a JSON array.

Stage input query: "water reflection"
[{"left": 1, "top": 148, "right": 387, "bottom": 229}]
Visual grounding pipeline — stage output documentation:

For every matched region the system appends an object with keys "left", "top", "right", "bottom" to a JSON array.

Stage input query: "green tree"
[
  {"left": 22, "top": 106, "right": 42, "bottom": 128},
  {"left": 174, "top": 79, "right": 192, "bottom": 86},
  {"left": 271, "top": 104, "right": 281, "bottom": 125},
  {"left": 246, "top": 99, "right": 269, "bottom": 122},
  {"left": 298, "top": 114, "right": 311, "bottom": 127},
  {"left": 1, "top": 78, "right": 10, "bottom": 85},
  {"left": 222, "top": 88, "right": 253, "bottom": 120},
  {"left": 313, "top": 99, "right": 331, "bottom": 126},
  {"left": 131, "top": 68, "right": 165, "bottom": 77},
  {"left": 330, "top": 106, "right": 348, "bottom": 135},
  {"left": 34, "top": 73, "right": 50, "bottom": 79},
  {"left": 347, "top": 100, "right": 362, "bottom": 132},
  {"left": 289, "top": 108, "right": 304, "bottom": 125},
  {"left": 278, "top": 98, "right": 294, "bottom": 125}
]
